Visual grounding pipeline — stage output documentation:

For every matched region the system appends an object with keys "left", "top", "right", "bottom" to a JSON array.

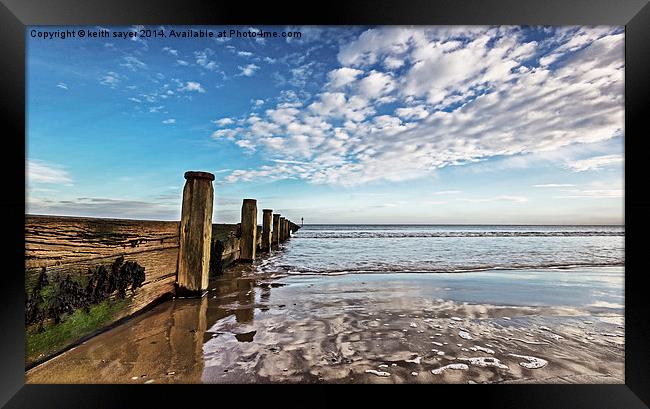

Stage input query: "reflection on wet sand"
[
  {"left": 27, "top": 266, "right": 261, "bottom": 384},
  {"left": 26, "top": 265, "right": 625, "bottom": 384},
  {"left": 26, "top": 295, "right": 210, "bottom": 383}
]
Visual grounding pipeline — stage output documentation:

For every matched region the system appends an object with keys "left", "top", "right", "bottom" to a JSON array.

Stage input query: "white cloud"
[
  {"left": 176, "top": 60, "right": 189, "bottom": 66},
  {"left": 308, "top": 92, "right": 375, "bottom": 122},
  {"left": 238, "top": 64, "right": 260, "bottom": 77},
  {"left": 162, "top": 118, "right": 176, "bottom": 124},
  {"left": 162, "top": 47, "right": 178, "bottom": 56},
  {"left": 99, "top": 71, "right": 123, "bottom": 88},
  {"left": 288, "top": 63, "right": 314, "bottom": 87},
  {"left": 568, "top": 154, "right": 623, "bottom": 172},
  {"left": 194, "top": 48, "right": 219, "bottom": 70},
  {"left": 272, "top": 159, "right": 310, "bottom": 164},
  {"left": 120, "top": 56, "right": 147, "bottom": 71},
  {"left": 383, "top": 56, "right": 405, "bottom": 69},
  {"left": 338, "top": 27, "right": 413, "bottom": 66},
  {"left": 56, "top": 82, "right": 68, "bottom": 90},
  {"left": 235, "top": 139, "right": 256, "bottom": 150},
  {"left": 327, "top": 67, "right": 364, "bottom": 89},
  {"left": 27, "top": 160, "right": 72, "bottom": 184},
  {"left": 178, "top": 81, "right": 205, "bottom": 93},
  {"left": 533, "top": 183, "right": 576, "bottom": 188},
  {"left": 213, "top": 118, "right": 234, "bottom": 126},
  {"left": 211, "top": 128, "right": 240, "bottom": 139},
  {"left": 554, "top": 189, "right": 623, "bottom": 199},
  {"left": 395, "top": 105, "right": 429, "bottom": 120},
  {"left": 357, "top": 70, "right": 396, "bottom": 100},
  {"left": 459, "top": 195, "right": 529, "bottom": 203}
]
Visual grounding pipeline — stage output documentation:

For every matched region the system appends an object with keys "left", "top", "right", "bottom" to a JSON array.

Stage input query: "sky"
[{"left": 26, "top": 26, "right": 624, "bottom": 224}]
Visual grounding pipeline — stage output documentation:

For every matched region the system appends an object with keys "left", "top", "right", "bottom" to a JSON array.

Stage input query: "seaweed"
[
  {"left": 209, "top": 239, "right": 224, "bottom": 276},
  {"left": 25, "top": 256, "right": 146, "bottom": 327},
  {"left": 86, "top": 264, "right": 112, "bottom": 304},
  {"left": 47, "top": 274, "right": 89, "bottom": 324},
  {"left": 117, "top": 259, "right": 145, "bottom": 297},
  {"left": 25, "top": 267, "right": 48, "bottom": 324}
]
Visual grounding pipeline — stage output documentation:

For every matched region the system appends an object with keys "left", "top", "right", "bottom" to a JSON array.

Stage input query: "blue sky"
[{"left": 26, "top": 26, "right": 624, "bottom": 224}]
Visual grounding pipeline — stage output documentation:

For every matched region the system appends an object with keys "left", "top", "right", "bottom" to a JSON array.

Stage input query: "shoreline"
[{"left": 263, "top": 263, "right": 625, "bottom": 277}]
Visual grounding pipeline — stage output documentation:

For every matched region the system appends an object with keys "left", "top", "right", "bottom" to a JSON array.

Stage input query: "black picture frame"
[{"left": 1, "top": 0, "right": 648, "bottom": 407}]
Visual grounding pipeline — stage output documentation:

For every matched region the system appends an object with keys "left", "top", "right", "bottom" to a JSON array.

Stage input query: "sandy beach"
[{"left": 26, "top": 263, "right": 624, "bottom": 384}]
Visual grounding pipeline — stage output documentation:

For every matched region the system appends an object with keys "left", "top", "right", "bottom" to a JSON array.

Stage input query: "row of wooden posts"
[{"left": 176, "top": 171, "right": 300, "bottom": 297}]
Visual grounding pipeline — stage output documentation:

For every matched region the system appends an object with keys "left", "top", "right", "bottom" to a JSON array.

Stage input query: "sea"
[{"left": 258, "top": 224, "right": 625, "bottom": 275}]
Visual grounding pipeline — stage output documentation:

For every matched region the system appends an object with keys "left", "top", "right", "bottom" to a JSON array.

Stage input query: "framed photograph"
[{"left": 1, "top": 0, "right": 649, "bottom": 407}]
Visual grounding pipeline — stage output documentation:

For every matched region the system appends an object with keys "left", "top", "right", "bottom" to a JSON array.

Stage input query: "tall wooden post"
[
  {"left": 284, "top": 219, "right": 289, "bottom": 241},
  {"left": 279, "top": 217, "right": 286, "bottom": 242},
  {"left": 261, "top": 209, "right": 272, "bottom": 252},
  {"left": 272, "top": 214, "right": 280, "bottom": 247},
  {"left": 176, "top": 171, "right": 214, "bottom": 297},
  {"left": 240, "top": 199, "right": 257, "bottom": 261}
]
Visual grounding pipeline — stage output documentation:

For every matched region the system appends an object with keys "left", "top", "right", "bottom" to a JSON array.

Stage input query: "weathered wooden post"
[
  {"left": 272, "top": 213, "right": 281, "bottom": 247},
  {"left": 176, "top": 171, "right": 215, "bottom": 297},
  {"left": 279, "top": 217, "right": 286, "bottom": 242},
  {"left": 240, "top": 199, "right": 257, "bottom": 261},
  {"left": 261, "top": 209, "right": 273, "bottom": 252}
]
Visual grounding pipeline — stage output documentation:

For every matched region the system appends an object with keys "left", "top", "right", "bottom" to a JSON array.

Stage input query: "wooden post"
[
  {"left": 284, "top": 219, "right": 289, "bottom": 240},
  {"left": 261, "top": 209, "right": 272, "bottom": 252},
  {"left": 272, "top": 214, "right": 280, "bottom": 247},
  {"left": 240, "top": 199, "right": 257, "bottom": 261},
  {"left": 176, "top": 171, "right": 214, "bottom": 297},
  {"left": 279, "top": 217, "right": 286, "bottom": 242}
]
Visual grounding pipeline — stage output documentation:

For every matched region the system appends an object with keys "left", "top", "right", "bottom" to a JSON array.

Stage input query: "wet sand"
[{"left": 26, "top": 265, "right": 624, "bottom": 384}]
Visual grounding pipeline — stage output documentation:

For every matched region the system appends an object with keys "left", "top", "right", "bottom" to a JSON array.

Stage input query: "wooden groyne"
[{"left": 24, "top": 170, "right": 300, "bottom": 367}]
